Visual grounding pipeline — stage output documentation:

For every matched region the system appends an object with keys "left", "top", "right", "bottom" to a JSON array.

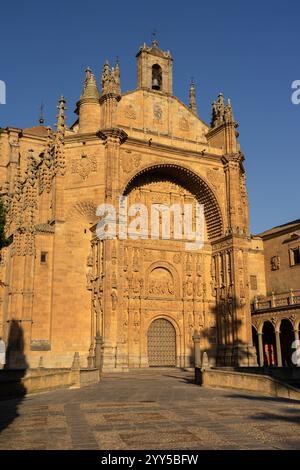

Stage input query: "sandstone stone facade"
[
  {"left": 250, "top": 221, "right": 300, "bottom": 367},
  {"left": 0, "top": 40, "right": 258, "bottom": 370}
]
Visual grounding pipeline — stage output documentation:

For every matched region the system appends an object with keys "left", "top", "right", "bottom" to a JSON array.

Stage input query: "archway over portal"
[{"left": 123, "top": 163, "right": 223, "bottom": 240}]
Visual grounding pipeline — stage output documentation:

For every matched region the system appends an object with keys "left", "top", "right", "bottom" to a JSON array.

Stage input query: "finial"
[
  {"left": 189, "top": 78, "right": 197, "bottom": 115},
  {"left": 39, "top": 102, "right": 44, "bottom": 125},
  {"left": 151, "top": 28, "right": 158, "bottom": 46},
  {"left": 115, "top": 59, "right": 120, "bottom": 90},
  {"left": 84, "top": 67, "right": 92, "bottom": 87},
  {"left": 224, "top": 98, "right": 235, "bottom": 124}
]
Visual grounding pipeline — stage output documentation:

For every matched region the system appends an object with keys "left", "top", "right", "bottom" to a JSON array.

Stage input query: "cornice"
[
  {"left": 100, "top": 128, "right": 128, "bottom": 144},
  {"left": 124, "top": 135, "right": 223, "bottom": 162}
]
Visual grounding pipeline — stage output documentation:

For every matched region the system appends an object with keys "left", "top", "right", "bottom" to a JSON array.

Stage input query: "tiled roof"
[
  {"left": 22, "top": 126, "right": 48, "bottom": 137},
  {"left": 256, "top": 219, "right": 300, "bottom": 238}
]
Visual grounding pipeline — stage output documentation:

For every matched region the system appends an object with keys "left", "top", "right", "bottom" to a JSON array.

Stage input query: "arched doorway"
[
  {"left": 262, "top": 321, "right": 277, "bottom": 366},
  {"left": 280, "top": 319, "right": 294, "bottom": 367},
  {"left": 147, "top": 318, "right": 176, "bottom": 367}
]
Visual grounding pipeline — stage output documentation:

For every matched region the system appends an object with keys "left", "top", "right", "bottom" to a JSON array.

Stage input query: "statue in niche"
[
  {"left": 188, "top": 313, "right": 194, "bottom": 330},
  {"left": 184, "top": 278, "right": 193, "bottom": 297},
  {"left": 86, "top": 252, "right": 93, "bottom": 267},
  {"left": 195, "top": 277, "right": 202, "bottom": 298},
  {"left": 111, "top": 289, "right": 118, "bottom": 310},
  {"left": 198, "top": 312, "right": 204, "bottom": 328},
  {"left": 271, "top": 255, "right": 280, "bottom": 271},
  {"left": 86, "top": 270, "right": 93, "bottom": 290}
]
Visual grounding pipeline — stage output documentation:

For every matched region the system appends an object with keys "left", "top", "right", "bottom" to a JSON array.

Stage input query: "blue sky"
[{"left": 0, "top": 0, "right": 299, "bottom": 234}]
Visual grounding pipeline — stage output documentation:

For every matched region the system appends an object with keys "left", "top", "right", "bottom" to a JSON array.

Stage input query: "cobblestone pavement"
[{"left": 0, "top": 369, "right": 300, "bottom": 450}]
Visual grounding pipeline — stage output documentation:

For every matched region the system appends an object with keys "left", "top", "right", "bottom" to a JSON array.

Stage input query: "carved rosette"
[{"left": 72, "top": 154, "right": 97, "bottom": 181}]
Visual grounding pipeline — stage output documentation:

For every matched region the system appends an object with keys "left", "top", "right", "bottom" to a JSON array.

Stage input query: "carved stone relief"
[
  {"left": 71, "top": 154, "right": 97, "bottom": 181},
  {"left": 148, "top": 267, "right": 175, "bottom": 298},
  {"left": 121, "top": 154, "right": 141, "bottom": 174},
  {"left": 124, "top": 104, "right": 137, "bottom": 120},
  {"left": 179, "top": 117, "right": 189, "bottom": 131},
  {"left": 153, "top": 104, "right": 162, "bottom": 122},
  {"left": 271, "top": 255, "right": 280, "bottom": 271}
]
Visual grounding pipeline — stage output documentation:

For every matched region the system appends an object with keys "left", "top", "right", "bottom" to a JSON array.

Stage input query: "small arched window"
[{"left": 152, "top": 64, "right": 162, "bottom": 91}]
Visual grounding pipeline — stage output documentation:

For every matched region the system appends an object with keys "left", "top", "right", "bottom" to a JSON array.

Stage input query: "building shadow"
[
  {"left": 221, "top": 392, "right": 300, "bottom": 425},
  {"left": 164, "top": 372, "right": 196, "bottom": 385},
  {"left": 223, "top": 392, "right": 300, "bottom": 405},
  {"left": 198, "top": 294, "right": 257, "bottom": 368},
  {"left": 0, "top": 319, "right": 28, "bottom": 434}
]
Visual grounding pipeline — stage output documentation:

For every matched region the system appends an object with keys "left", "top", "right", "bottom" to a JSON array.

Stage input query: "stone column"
[
  {"left": 192, "top": 330, "right": 201, "bottom": 368},
  {"left": 100, "top": 128, "right": 127, "bottom": 371},
  {"left": 95, "top": 332, "right": 103, "bottom": 370},
  {"left": 293, "top": 329, "right": 300, "bottom": 367},
  {"left": 257, "top": 332, "right": 264, "bottom": 367},
  {"left": 275, "top": 329, "right": 282, "bottom": 367}
]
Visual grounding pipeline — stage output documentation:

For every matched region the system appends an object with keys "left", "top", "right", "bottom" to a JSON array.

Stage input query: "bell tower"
[{"left": 136, "top": 39, "right": 173, "bottom": 95}]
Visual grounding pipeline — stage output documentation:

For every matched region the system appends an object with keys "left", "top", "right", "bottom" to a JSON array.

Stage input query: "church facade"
[{"left": 0, "top": 40, "right": 259, "bottom": 370}]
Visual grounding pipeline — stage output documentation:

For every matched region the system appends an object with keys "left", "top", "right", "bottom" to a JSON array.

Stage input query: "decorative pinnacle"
[
  {"left": 211, "top": 93, "right": 236, "bottom": 128},
  {"left": 224, "top": 98, "right": 235, "bottom": 124},
  {"left": 189, "top": 78, "right": 197, "bottom": 115},
  {"left": 101, "top": 59, "right": 121, "bottom": 95},
  {"left": 101, "top": 60, "right": 110, "bottom": 93},
  {"left": 56, "top": 95, "right": 66, "bottom": 136},
  {"left": 80, "top": 67, "right": 100, "bottom": 101}
]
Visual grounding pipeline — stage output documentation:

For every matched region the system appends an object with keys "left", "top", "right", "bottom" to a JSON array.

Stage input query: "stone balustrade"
[{"left": 252, "top": 289, "right": 300, "bottom": 312}]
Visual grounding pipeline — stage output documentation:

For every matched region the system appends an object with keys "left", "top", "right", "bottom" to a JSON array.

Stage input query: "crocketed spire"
[
  {"left": 80, "top": 67, "right": 100, "bottom": 101},
  {"left": 189, "top": 79, "right": 197, "bottom": 115}
]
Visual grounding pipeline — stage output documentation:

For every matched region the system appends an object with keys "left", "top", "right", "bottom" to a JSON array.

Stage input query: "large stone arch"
[{"left": 123, "top": 163, "right": 224, "bottom": 240}]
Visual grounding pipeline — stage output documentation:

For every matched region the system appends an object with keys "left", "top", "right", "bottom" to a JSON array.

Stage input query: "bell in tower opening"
[
  {"left": 152, "top": 64, "right": 162, "bottom": 90},
  {"left": 136, "top": 40, "right": 173, "bottom": 94}
]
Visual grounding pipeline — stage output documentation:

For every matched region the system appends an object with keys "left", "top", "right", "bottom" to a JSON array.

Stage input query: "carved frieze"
[{"left": 148, "top": 267, "right": 175, "bottom": 298}]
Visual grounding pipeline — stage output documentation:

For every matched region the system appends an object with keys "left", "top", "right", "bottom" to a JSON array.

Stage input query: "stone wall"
[
  {"left": 0, "top": 368, "right": 100, "bottom": 398},
  {"left": 197, "top": 367, "right": 300, "bottom": 401}
]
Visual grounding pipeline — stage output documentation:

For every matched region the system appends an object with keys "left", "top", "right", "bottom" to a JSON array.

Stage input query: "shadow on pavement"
[{"left": 0, "top": 320, "right": 28, "bottom": 434}]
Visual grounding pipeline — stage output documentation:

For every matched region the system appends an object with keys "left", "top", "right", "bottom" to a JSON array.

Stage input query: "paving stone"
[{"left": 0, "top": 370, "right": 299, "bottom": 449}]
